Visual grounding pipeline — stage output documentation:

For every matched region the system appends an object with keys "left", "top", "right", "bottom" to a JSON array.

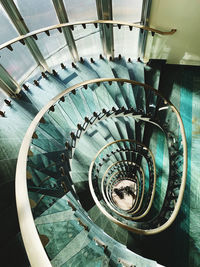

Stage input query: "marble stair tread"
[
  {"left": 38, "top": 115, "right": 66, "bottom": 144},
  {"left": 58, "top": 94, "right": 84, "bottom": 126},
  {"left": 127, "top": 61, "right": 146, "bottom": 112},
  {"left": 31, "top": 128, "right": 64, "bottom": 151},
  {"left": 68, "top": 89, "right": 92, "bottom": 121},
  {"left": 60, "top": 239, "right": 109, "bottom": 267},
  {"left": 38, "top": 74, "right": 66, "bottom": 95},
  {"left": 53, "top": 67, "right": 82, "bottom": 87},
  {"left": 27, "top": 149, "right": 67, "bottom": 169},
  {"left": 92, "top": 202, "right": 119, "bottom": 238},
  {"left": 125, "top": 116, "right": 136, "bottom": 140},
  {"left": 0, "top": 104, "right": 33, "bottom": 137},
  {"left": 30, "top": 193, "right": 58, "bottom": 218},
  {"left": 88, "top": 204, "right": 126, "bottom": 245},
  {"left": 88, "top": 203, "right": 102, "bottom": 223},
  {"left": 109, "top": 57, "right": 135, "bottom": 109},
  {"left": 81, "top": 85, "right": 100, "bottom": 113},
  {"left": 114, "top": 117, "right": 129, "bottom": 140},
  {"left": 23, "top": 81, "right": 61, "bottom": 110},
  {"left": 71, "top": 171, "right": 89, "bottom": 184},
  {"left": 72, "top": 133, "right": 101, "bottom": 170},
  {"left": 14, "top": 91, "right": 39, "bottom": 115},
  {"left": 48, "top": 103, "right": 77, "bottom": 133},
  {"left": 88, "top": 59, "right": 127, "bottom": 109},
  {"left": 39, "top": 196, "right": 73, "bottom": 216},
  {"left": 35, "top": 209, "right": 74, "bottom": 224},
  {"left": 28, "top": 161, "right": 65, "bottom": 179},
  {"left": 75, "top": 61, "right": 118, "bottom": 111},
  {"left": 100, "top": 119, "right": 122, "bottom": 142},
  {"left": 112, "top": 224, "right": 129, "bottom": 246},
  {"left": 95, "top": 121, "right": 119, "bottom": 143},
  {"left": 111, "top": 244, "right": 158, "bottom": 267},
  {"left": 27, "top": 167, "right": 56, "bottom": 187},
  {"left": 9, "top": 98, "right": 38, "bottom": 121},
  {"left": 37, "top": 219, "right": 84, "bottom": 261},
  {"left": 40, "top": 111, "right": 66, "bottom": 135},
  {"left": 87, "top": 128, "right": 110, "bottom": 149},
  {"left": 51, "top": 229, "right": 90, "bottom": 266}
]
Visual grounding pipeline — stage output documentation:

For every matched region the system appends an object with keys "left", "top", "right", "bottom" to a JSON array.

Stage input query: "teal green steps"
[
  {"left": 110, "top": 244, "right": 158, "bottom": 267},
  {"left": 68, "top": 89, "right": 92, "bottom": 121},
  {"left": 31, "top": 128, "right": 65, "bottom": 152},
  {"left": 114, "top": 117, "right": 130, "bottom": 141},
  {"left": 142, "top": 60, "right": 166, "bottom": 153},
  {"left": 54, "top": 65, "right": 99, "bottom": 113},
  {"left": 58, "top": 94, "right": 84, "bottom": 126},
  {"left": 53, "top": 67, "right": 82, "bottom": 87},
  {"left": 27, "top": 149, "right": 68, "bottom": 170},
  {"left": 108, "top": 57, "right": 136, "bottom": 109},
  {"left": 94, "top": 120, "right": 121, "bottom": 143},
  {"left": 14, "top": 90, "right": 39, "bottom": 114},
  {"left": 60, "top": 239, "right": 110, "bottom": 267},
  {"left": 127, "top": 60, "right": 146, "bottom": 111},
  {"left": 88, "top": 203, "right": 128, "bottom": 246},
  {"left": 73, "top": 61, "right": 118, "bottom": 111},
  {"left": 29, "top": 192, "right": 58, "bottom": 218},
  {"left": 41, "top": 196, "right": 72, "bottom": 216},
  {"left": 23, "top": 79, "right": 63, "bottom": 110},
  {"left": 86, "top": 58, "right": 128, "bottom": 109},
  {"left": 51, "top": 230, "right": 91, "bottom": 267},
  {"left": 27, "top": 167, "right": 55, "bottom": 186},
  {"left": 48, "top": 103, "right": 77, "bottom": 132},
  {"left": 12, "top": 97, "right": 39, "bottom": 119},
  {"left": 36, "top": 213, "right": 84, "bottom": 261},
  {"left": 28, "top": 159, "right": 67, "bottom": 180},
  {"left": 71, "top": 171, "right": 88, "bottom": 185}
]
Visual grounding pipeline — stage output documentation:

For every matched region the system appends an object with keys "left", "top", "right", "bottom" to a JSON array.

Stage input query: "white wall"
[{"left": 144, "top": 0, "right": 200, "bottom": 65}]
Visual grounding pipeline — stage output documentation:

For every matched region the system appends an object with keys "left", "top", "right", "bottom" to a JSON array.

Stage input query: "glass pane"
[
  {"left": 63, "top": 0, "right": 97, "bottom": 22},
  {"left": 114, "top": 26, "right": 139, "bottom": 59},
  {"left": 0, "top": 41, "right": 37, "bottom": 82},
  {"left": 35, "top": 29, "right": 72, "bottom": 68},
  {"left": 14, "top": 0, "right": 59, "bottom": 31},
  {"left": 0, "top": 88, "right": 7, "bottom": 109},
  {"left": 0, "top": 6, "right": 19, "bottom": 45},
  {"left": 74, "top": 24, "right": 102, "bottom": 58},
  {"left": 113, "top": 0, "right": 143, "bottom": 22}
]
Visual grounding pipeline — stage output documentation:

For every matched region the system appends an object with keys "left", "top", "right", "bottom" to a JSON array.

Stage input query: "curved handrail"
[
  {"left": 95, "top": 140, "right": 155, "bottom": 215},
  {"left": 0, "top": 20, "right": 176, "bottom": 51},
  {"left": 93, "top": 139, "right": 156, "bottom": 220},
  {"left": 15, "top": 78, "right": 187, "bottom": 266}
]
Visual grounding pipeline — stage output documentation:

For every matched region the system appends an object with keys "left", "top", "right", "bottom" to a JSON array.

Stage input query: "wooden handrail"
[
  {"left": 0, "top": 20, "right": 176, "bottom": 51},
  {"left": 96, "top": 141, "right": 156, "bottom": 220},
  {"left": 103, "top": 160, "right": 144, "bottom": 217},
  {"left": 15, "top": 78, "right": 187, "bottom": 267}
]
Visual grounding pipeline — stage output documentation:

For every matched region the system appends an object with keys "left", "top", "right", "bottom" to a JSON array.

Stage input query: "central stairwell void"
[{"left": 0, "top": 17, "right": 186, "bottom": 267}]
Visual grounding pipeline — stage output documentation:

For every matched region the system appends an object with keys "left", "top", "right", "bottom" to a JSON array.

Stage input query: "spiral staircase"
[{"left": 0, "top": 1, "right": 191, "bottom": 267}]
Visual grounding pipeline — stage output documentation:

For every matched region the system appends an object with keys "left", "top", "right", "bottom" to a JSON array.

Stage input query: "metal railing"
[{"left": 15, "top": 78, "right": 187, "bottom": 266}]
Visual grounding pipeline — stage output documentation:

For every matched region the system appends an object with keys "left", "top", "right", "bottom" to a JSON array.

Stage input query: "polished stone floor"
[{"left": 112, "top": 180, "right": 137, "bottom": 210}]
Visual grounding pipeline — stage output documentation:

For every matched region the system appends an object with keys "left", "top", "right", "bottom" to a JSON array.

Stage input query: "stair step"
[
  {"left": 37, "top": 219, "right": 84, "bottom": 260},
  {"left": 60, "top": 239, "right": 109, "bottom": 267},
  {"left": 51, "top": 229, "right": 90, "bottom": 266}
]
